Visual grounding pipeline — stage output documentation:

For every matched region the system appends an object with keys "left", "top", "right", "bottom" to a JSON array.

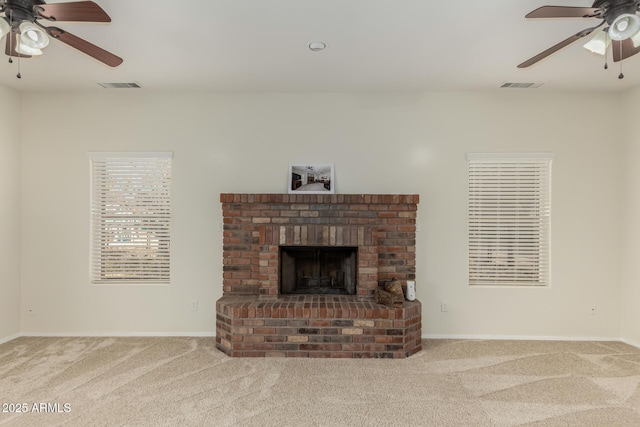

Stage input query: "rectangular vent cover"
[
  {"left": 500, "top": 82, "right": 544, "bottom": 89},
  {"left": 98, "top": 82, "right": 142, "bottom": 89}
]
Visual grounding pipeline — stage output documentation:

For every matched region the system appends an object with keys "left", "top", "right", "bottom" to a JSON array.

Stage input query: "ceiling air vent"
[
  {"left": 500, "top": 82, "right": 544, "bottom": 89},
  {"left": 97, "top": 82, "right": 142, "bottom": 89}
]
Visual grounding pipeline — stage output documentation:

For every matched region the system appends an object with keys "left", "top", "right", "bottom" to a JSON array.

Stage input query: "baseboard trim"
[
  {"left": 0, "top": 333, "right": 21, "bottom": 345},
  {"left": 422, "top": 334, "right": 622, "bottom": 342},
  {"left": 18, "top": 332, "right": 216, "bottom": 338},
  {"left": 620, "top": 338, "right": 640, "bottom": 349}
]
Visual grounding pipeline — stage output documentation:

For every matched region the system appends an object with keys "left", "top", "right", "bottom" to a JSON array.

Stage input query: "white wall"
[
  {"left": 19, "top": 90, "right": 625, "bottom": 338},
  {"left": 620, "top": 87, "right": 640, "bottom": 347},
  {"left": 0, "top": 85, "right": 21, "bottom": 342}
]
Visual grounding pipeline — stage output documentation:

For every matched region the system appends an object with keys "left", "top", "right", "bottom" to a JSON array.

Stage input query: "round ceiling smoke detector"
[{"left": 308, "top": 41, "right": 326, "bottom": 52}]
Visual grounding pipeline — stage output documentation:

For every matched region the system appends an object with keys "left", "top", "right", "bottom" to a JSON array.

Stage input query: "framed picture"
[{"left": 288, "top": 164, "right": 334, "bottom": 194}]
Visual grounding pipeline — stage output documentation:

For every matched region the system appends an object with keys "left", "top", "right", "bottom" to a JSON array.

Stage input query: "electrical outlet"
[
  {"left": 441, "top": 301, "right": 448, "bottom": 312},
  {"left": 191, "top": 300, "right": 198, "bottom": 312}
]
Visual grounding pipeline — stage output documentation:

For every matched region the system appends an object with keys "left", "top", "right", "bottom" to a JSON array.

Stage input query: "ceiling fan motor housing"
[
  {"left": 3, "top": 0, "right": 46, "bottom": 24},
  {"left": 593, "top": 0, "right": 640, "bottom": 24}
]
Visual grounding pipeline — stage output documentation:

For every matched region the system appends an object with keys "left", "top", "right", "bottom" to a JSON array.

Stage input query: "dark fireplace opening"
[{"left": 280, "top": 246, "right": 357, "bottom": 295}]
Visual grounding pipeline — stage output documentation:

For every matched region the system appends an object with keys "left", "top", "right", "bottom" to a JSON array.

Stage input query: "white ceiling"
[{"left": 2, "top": 0, "right": 640, "bottom": 92}]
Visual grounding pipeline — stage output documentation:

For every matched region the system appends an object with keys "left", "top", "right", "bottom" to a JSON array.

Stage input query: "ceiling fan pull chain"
[
  {"left": 8, "top": 13, "right": 12, "bottom": 64},
  {"left": 12, "top": 8, "right": 21, "bottom": 79},
  {"left": 619, "top": 42, "right": 624, "bottom": 79}
]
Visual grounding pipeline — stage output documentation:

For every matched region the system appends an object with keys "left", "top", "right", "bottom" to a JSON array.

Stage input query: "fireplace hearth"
[{"left": 216, "top": 193, "right": 422, "bottom": 358}]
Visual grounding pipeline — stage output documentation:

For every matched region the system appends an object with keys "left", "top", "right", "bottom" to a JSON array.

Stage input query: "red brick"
[{"left": 217, "top": 194, "right": 421, "bottom": 358}]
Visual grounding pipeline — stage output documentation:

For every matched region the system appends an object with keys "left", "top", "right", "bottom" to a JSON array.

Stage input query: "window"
[
  {"left": 467, "top": 153, "right": 553, "bottom": 286},
  {"left": 89, "top": 152, "right": 172, "bottom": 283}
]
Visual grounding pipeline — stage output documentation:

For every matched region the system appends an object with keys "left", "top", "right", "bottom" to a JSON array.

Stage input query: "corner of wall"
[
  {"left": 618, "top": 87, "right": 640, "bottom": 345},
  {"left": 0, "top": 84, "right": 22, "bottom": 341}
]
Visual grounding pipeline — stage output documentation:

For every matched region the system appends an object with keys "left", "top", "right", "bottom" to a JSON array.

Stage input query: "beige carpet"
[{"left": 1, "top": 337, "right": 640, "bottom": 426}]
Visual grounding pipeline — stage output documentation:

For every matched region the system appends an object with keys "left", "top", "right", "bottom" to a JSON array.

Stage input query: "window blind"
[
  {"left": 89, "top": 152, "right": 172, "bottom": 283},
  {"left": 467, "top": 153, "right": 552, "bottom": 286}
]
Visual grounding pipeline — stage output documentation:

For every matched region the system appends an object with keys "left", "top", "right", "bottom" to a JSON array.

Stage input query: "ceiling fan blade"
[
  {"left": 611, "top": 39, "right": 640, "bottom": 62},
  {"left": 48, "top": 28, "right": 122, "bottom": 67},
  {"left": 4, "top": 31, "right": 31, "bottom": 58},
  {"left": 525, "top": 6, "right": 604, "bottom": 19},
  {"left": 518, "top": 26, "right": 598, "bottom": 68},
  {"left": 37, "top": 1, "right": 111, "bottom": 22}
]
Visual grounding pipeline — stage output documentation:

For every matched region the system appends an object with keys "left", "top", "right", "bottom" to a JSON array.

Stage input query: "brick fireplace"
[{"left": 216, "top": 193, "right": 422, "bottom": 358}]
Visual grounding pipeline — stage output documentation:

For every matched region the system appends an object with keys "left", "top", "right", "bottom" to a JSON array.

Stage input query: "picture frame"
[{"left": 288, "top": 164, "right": 334, "bottom": 194}]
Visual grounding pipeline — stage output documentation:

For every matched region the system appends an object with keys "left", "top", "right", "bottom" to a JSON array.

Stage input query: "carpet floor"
[{"left": 1, "top": 337, "right": 640, "bottom": 426}]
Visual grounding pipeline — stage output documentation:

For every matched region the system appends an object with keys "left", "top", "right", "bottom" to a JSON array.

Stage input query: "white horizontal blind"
[
  {"left": 468, "top": 153, "right": 552, "bottom": 286},
  {"left": 89, "top": 153, "right": 172, "bottom": 283}
]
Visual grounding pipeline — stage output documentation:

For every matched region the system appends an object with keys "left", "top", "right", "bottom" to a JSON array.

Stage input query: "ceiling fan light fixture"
[
  {"left": 18, "top": 21, "right": 50, "bottom": 50},
  {"left": 15, "top": 35, "right": 43, "bottom": 56},
  {"left": 608, "top": 13, "right": 640, "bottom": 41},
  {"left": 584, "top": 30, "right": 611, "bottom": 55},
  {"left": 0, "top": 18, "right": 10, "bottom": 39},
  {"left": 632, "top": 29, "right": 640, "bottom": 47}
]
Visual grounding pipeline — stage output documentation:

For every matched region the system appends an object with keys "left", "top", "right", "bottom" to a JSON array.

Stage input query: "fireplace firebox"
[{"left": 280, "top": 246, "right": 357, "bottom": 295}]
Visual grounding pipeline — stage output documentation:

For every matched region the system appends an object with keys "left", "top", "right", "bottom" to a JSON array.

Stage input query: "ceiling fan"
[
  {"left": 518, "top": 0, "right": 640, "bottom": 72},
  {"left": 0, "top": 0, "right": 122, "bottom": 71}
]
